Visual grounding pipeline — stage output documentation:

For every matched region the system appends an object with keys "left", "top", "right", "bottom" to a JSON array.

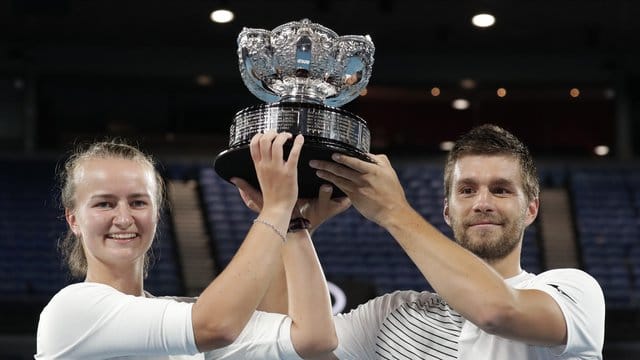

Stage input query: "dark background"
[{"left": 0, "top": 0, "right": 639, "bottom": 160}]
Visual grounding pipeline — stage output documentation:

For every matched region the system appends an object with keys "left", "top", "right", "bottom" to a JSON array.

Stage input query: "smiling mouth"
[
  {"left": 468, "top": 222, "right": 501, "bottom": 228},
  {"left": 107, "top": 233, "right": 138, "bottom": 241}
]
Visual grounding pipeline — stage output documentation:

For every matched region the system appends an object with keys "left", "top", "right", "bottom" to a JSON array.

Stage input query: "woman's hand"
[{"left": 246, "top": 130, "right": 304, "bottom": 216}]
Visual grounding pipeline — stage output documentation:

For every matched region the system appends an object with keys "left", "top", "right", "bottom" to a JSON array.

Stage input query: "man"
[{"left": 310, "top": 124, "right": 605, "bottom": 359}]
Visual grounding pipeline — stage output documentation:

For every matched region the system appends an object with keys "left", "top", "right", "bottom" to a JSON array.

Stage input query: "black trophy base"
[{"left": 214, "top": 139, "right": 371, "bottom": 198}]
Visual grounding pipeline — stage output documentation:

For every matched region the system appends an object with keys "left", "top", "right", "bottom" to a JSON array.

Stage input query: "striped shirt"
[
  {"left": 334, "top": 270, "right": 604, "bottom": 359},
  {"left": 334, "top": 290, "right": 463, "bottom": 359}
]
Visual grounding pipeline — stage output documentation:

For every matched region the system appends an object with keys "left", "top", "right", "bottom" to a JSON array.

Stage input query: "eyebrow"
[
  {"left": 89, "top": 193, "right": 151, "bottom": 200},
  {"left": 490, "top": 178, "right": 517, "bottom": 188},
  {"left": 455, "top": 177, "right": 516, "bottom": 187},
  {"left": 455, "top": 178, "right": 477, "bottom": 187}
]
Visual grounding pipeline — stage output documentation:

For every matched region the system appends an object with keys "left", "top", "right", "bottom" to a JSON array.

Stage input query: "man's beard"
[{"left": 451, "top": 212, "right": 527, "bottom": 261}]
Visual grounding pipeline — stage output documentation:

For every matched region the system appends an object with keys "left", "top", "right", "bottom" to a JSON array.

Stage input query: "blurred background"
[{"left": 1, "top": 0, "right": 640, "bottom": 358}]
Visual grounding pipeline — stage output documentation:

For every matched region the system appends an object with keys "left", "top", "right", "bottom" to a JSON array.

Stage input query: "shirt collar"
[{"left": 504, "top": 270, "right": 532, "bottom": 286}]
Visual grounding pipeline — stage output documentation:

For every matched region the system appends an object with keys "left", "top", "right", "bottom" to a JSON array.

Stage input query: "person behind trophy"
[{"left": 35, "top": 131, "right": 338, "bottom": 359}]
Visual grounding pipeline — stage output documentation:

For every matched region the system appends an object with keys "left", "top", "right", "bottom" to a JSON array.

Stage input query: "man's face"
[{"left": 444, "top": 155, "right": 538, "bottom": 261}]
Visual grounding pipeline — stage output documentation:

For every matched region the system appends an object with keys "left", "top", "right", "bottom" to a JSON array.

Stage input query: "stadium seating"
[
  {"left": 0, "top": 158, "right": 69, "bottom": 301},
  {"left": 570, "top": 168, "right": 639, "bottom": 308},
  {"left": 144, "top": 211, "right": 184, "bottom": 296}
]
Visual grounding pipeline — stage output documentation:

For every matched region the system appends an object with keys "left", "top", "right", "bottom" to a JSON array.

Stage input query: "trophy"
[{"left": 214, "top": 19, "right": 375, "bottom": 198}]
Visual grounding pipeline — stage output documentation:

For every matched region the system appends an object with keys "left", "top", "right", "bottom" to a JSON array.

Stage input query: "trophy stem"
[{"left": 281, "top": 94, "right": 323, "bottom": 104}]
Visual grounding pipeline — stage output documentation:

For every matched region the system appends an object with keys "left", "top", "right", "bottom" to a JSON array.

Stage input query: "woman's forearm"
[
  {"left": 284, "top": 230, "right": 338, "bottom": 357},
  {"left": 192, "top": 207, "right": 290, "bottom": 351},
  {"left": 256, "top": 256, "right": 288, "bottom": 314}
]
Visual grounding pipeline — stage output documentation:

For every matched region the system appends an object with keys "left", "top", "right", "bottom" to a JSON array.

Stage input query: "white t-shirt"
[
  {"left": 458, "top": 269, "right": 605, "bottom": 360},
  {"left": 35, "top": 282, "right": 303, "bottom": 360},
  {"left": 333, "top": 269, "right": 605, "bottom": 360}
]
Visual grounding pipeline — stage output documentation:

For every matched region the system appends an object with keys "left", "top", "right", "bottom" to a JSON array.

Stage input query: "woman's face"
[{"left": 66, "top": 157, "right": 158, "bottom": 273}]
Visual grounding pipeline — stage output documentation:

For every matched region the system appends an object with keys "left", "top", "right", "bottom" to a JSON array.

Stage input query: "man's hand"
[
  {"left": 309, "top": 153, "right": 409, "bottom": 226},
  {"left": 233, "top": 177, "right": 263, "bottom": 213},
  {"left": 297, "top": 185, "right": 351, "bottom": 235}
]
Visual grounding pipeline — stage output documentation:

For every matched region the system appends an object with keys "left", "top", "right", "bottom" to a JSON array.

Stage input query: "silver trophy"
[{"left": 214, "top": 19, "right": 375, "bottom": 198}]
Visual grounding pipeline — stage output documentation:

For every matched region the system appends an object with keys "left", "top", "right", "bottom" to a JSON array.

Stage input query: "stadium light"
[
  {"left": 472, "top": 13, "right": 495, "bottom": 28},
  {"left": 452, "top": 98, "right": 470, "bottom": 110},
  {"left": 210, "top": 9, "right": 234, "bottom": 23}
]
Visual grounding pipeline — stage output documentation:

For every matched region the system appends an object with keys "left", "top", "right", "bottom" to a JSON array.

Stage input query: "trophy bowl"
[{"left": 214, "top": 19, "right": 375, "bottom": 198}]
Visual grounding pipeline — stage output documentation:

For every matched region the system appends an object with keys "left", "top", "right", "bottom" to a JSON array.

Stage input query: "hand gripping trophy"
[{"left": 214, "top": 19, "right": 375, "bottom": 197}]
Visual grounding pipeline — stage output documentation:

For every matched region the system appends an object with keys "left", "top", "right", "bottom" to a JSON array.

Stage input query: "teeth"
[{"left": 109, "top": 233, "right": 137, "bottom": 239}]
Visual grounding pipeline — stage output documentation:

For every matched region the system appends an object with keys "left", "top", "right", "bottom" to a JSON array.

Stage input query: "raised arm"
[
  {"left": 191, "top": 131, "right": 302, "bottom": 351},
  {"left": 282, "top": 216, "right": 337, "bottom": 357},
  {"left": 309, "top": 153, "right": 568, "bottom": 346},
  {"left": 234, "top": 178, "right": 350, "bottom": 358}
]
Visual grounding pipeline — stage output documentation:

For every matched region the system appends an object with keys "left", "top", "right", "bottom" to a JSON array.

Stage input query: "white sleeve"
[
  {"left": 332, "top": 290, "right": 436, "bottom": 360},
  {"left": 36, "top": 283, "right": 199, "bottom": 359},
  {"left": 203, "top": 311, "right": 302, "bottom": 360},
  {"left": 529, "top": 269, "right": 605, "bottom": 357}
]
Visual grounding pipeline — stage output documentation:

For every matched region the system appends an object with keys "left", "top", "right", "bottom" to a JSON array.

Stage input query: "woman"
[{"left": 36, "top": 131, "right": 337, "bottom": 359}]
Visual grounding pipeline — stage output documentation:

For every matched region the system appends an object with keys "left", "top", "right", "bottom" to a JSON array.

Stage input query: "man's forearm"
[{"left": 380, "top": 204, "right": 517, "bottom": 327}]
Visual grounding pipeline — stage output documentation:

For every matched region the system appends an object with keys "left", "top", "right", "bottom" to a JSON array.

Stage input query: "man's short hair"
[{"left": 443, "top": 124, "right": 539, "bottom": 202}]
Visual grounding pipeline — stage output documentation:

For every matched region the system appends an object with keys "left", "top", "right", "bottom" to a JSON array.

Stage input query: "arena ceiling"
[
  {"left": 0, "top": 0, "right": 639, "bottom": 155},
  {"left": 2, "top": 1, "right": 639, "bottom": 82}
]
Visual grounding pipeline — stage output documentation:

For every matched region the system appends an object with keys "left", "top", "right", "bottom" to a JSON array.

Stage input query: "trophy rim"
[{"left": 270, "top": 18, "right": 339, "bottom": 39}]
